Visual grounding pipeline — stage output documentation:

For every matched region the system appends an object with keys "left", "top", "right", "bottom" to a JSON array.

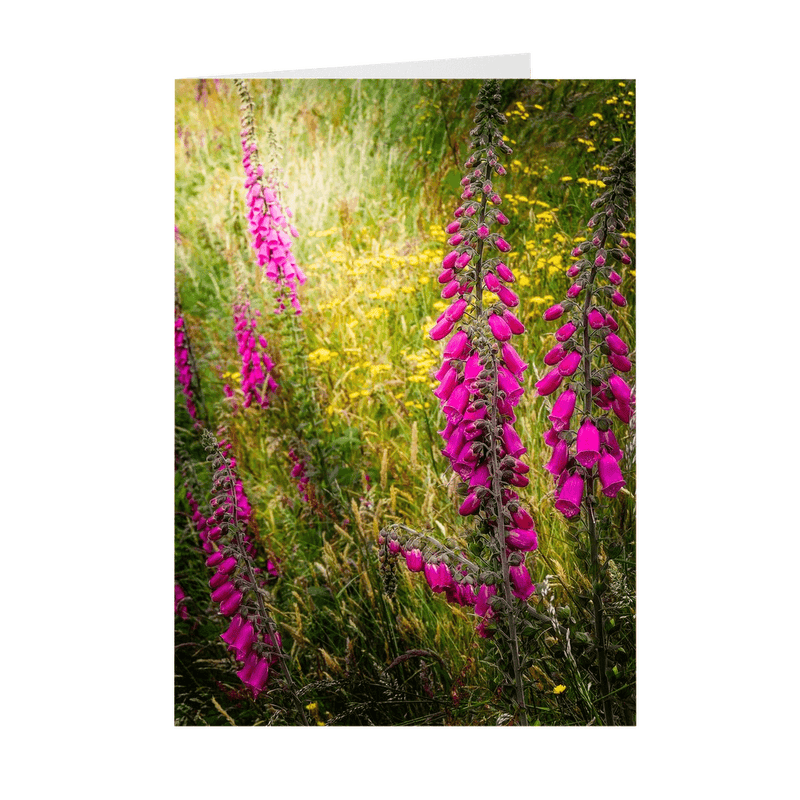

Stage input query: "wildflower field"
[{"left": 175, "top": 77, "right": 636, "bottom": 726}]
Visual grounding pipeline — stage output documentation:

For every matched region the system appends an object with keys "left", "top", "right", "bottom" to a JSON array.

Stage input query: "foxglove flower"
[
  {"left": 232, "top": 292, "right": 278, "bottom": 409},
  {"left": 235, "top": 79, "right": 305, "bottom": 314},
  {"left": 201, "top": 430, "right": 288, "bottom": 699},
  {"left": 175, "top": 313, "right": 202, "bottom": 423},
  {"left": 537, "top": 148, "right": 635, "bottom": 520},
  {"left": 418, "top": 80, "right": 538, "bottom": 642}
]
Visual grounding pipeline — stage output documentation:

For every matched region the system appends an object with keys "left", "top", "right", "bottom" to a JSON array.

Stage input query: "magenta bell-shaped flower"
[
  {"left": 474, "top": 584, "right": 497, "bottom": 617},
  {"left": 502, "top": 422, "right": 527, "bottom": 458},
  {"left": 545, "top": 439, "right": 569, "bottom": 476},
  {"left": 405, "top": 549, "right": 424, "bottom": 572},
  {"left": 430, "top": 317, "right": 455, "bottom": 340},
  {"left": 484, "top": 272, "right": 501, "bottom": 292},
  {"left": 442, "top": 250, "right": 459, "bottom": 269},
  {"left": 445, "top": 298, "right": 468, "bottom": 321},
  {"left": 536, "top": 368, "right": 563, "bottom": 396},
  {"left": 501, "top": 342, "right": 527, "bottom": 375},
  {"left": 555, "top": 472, "right": 584, "bottom": 518},
  {"left": 442, "top": 280, "right": 459, "bottom": 299},
  {"left": 496, "top": 263, "right": 514, "bottom": 282},
  {"left": 608, "top": 352, "right": 632, "bottom": 372},
  {"left": 219, "top": 589, "right": 244, "bottom": 616},
  {"left": 587, "top": 309, "right": 605, "bottom": 329},
  {"left": 459, "top": 491, "right": 482, "bottom": 515},
  {"left": 497, "top": 285, "right": 519, "bottom": 307},
  {"left": 221, "top": 614, "right": 245, "bottom": 646},
  {"left": 576, "top": 419, "right": 601, "bottom": 468},
  {"left": 558, "top": 350, "right": 582, "bottom": 376},
  {"left": 544, "top": 344, "right": 566, "bottom": 365},
  {"left": 505, "top": 527, "right": 539, "bottom": 551},
  {"left": 246, "top": 658, "right": 270, "bottom": 696},
  {"left": 509, "top": 564, "right": 535, "bottom": 600},
  {"left": 611, "top": 290, "right": 627, "bottom": 307},
  {"left": 608, "top": 373, "right": 632, "bottom": 403},
  {"left": 503, "top": 310, "right": 525, "bottom": 334},
  {"left": 567, "top": 283, "right": 583, "bottom": 298},
  {"left": 555, "top": 321, "right": 577, "bottom": 342},
  {"left": 488, "top": 313, "right": 512, "bottom": 342},
  {"left": 544, "top": 303, "right": 565, "bottom": 321},
  {"left": 606, "top": 333, "right": 629, "bottom": 355},
  {"left": 549, "top": 389, "right": 576, "bottom": 431},
  {"left": 443, "top": 330, "right": 469, "bottom": 359},
  {"left": 598, "top": 453, "right": 626, "bottom": 497},
  {"left": 611, "top": 398, "right": 633, "bottom": 424}
]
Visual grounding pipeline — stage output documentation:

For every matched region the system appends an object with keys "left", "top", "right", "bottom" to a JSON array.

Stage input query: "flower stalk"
[
  {"left": 385, "top": 79, "right": 536, "bottom": 724},
  {"left": 201, "top": 429, "right": 300, "bottom": 716},
  {"left": 234, "top": 78, "right": 305, "bottom": 315},
  {"left": 537, "top": 147, "right": 635, "bottom": 725}
]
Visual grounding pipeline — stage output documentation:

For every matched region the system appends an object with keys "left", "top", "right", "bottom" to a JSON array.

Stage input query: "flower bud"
[
  {"left": 497, "top": 286, "right": 519, "bottom": 307},
  {"left": 488, "top": 313, "right": 512, "bottom": 342},
  {"left": 555, "top": 321, "right": 577, "bottom": 342},
  {"left": 430, "top": 317, "right": 455, "bottom": 340},
  {"left": 503, "top": 310, "right": 525, "bottom": 334},
  {"left": 606, "top": 332, "right": 629, "bottom": 356},
  {"left": 496, "top": 263, "right": 514, "bottom": 282},
  {"left": 484, "top": 272, "right": 501, "bottom": 292},
  {"left": 558, "top": 351, "right": 582, "bottom": 377},
  {"left": 535, "top": 368, "right": 563, "bottom": 396},
  {"left": 611, "top": 291, "right": 627, "bottom": 307},
  {"left": 495, "top": 237, "right": 511, "bottom": 252},
  {"left": 567, "top": 283, "right": 583, "bottom": 299},
  {"left": 544, "top": 303, "right": 565, "bottom": 321},
  {"left": 441, "top": 280, "right": 460, "bottom": 299},
  {"left": 608, "top": 271, "right": 622, "bottom": 285},
  {"left": 442, "top": 251, "right": 459, "bottom": 269},
  {"left": 608, "top": 352, "right": 632, "bottom": 372}
]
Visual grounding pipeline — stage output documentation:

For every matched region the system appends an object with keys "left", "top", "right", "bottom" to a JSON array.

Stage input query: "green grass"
[{"left": 175, "top": 77, "right": 636, "bottom": 726}]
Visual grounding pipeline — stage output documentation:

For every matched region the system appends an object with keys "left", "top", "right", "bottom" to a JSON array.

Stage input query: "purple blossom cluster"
[
  {"left": 381, "top": 533, "right": 534, "bottom": 638},
  {"left": 381, "top": 80, "right": 539, "bottom": 637},
  {"left": 236, "top": 79, "right": 305, "bottom": 314},
  {"left": 174, "top": 583, "right": 189, "bottom": 620},
  {"left": 536, "top": 151, "right": 635, "bottom": 517},
  {"left": 288, "top": 448, "right": 310, "bottom": 503},
  {"left": 175, "top": 316, "right": 198, "bottom": 421},
  {"left": 202, "top": 430, "right": 282, "bottom": 697},
  {"left": 428, "top": 83, "right": 537, "bottom": 578},
  {"left": 233, "top": 294, "right": 278, "bottom": 409}
]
